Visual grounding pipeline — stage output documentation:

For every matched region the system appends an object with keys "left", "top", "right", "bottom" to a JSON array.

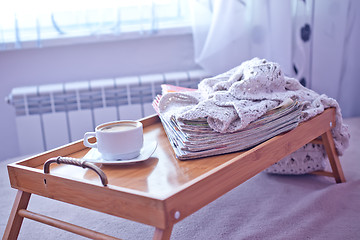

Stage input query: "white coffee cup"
[{"left": 83, "top": 120, "right": 143, "bottom": 160}]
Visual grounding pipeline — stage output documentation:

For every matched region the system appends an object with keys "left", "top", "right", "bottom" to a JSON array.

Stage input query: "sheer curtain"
[
  {"left": 311, "top": 0, "right": 360, "bottom": 118},
  {"left": 190, "top": 0, "right": 360, "bottom": 117},
  {"left": 190, "top": 0, "right": 293, "bottom": 76}
]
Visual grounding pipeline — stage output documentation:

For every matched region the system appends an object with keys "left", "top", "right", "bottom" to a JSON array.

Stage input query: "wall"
[{"left": 0, "top": 33, "right": 198, "bottom": 161}]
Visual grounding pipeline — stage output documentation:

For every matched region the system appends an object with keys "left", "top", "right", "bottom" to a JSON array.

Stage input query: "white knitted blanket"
[{"left": 158, "top": 58, "right": 350, "bottom": 174}]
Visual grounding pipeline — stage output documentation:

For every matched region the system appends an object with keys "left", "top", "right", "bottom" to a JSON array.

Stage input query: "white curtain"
[
  {"left": 190, "top": 0, "right": 360, "bottom": 117},
  {"left": 311, "top": 0, "right": 360, "bottom": 118},
  {"left": 190, "top": 0, "right": 293, "bottom": 76}
]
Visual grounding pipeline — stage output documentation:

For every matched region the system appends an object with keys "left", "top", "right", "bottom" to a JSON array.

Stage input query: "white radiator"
[{"left": 7, "top": 70, "right": 209, "bottom": 155}]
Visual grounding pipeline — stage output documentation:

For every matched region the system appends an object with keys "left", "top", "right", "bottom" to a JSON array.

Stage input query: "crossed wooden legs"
[
  {"left": 311, "top": 130, "right": 346, "bottom": 183},
  {"left": 3, "top": 191, "right": 31, "bottom": 240},
  {"left": 321, "top": 130, "right": 346, "bottom": 183}
]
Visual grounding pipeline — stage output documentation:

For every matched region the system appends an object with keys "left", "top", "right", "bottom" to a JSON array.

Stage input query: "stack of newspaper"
[{"left": 153, "top": 86, "right": 302, "bottom": 160}]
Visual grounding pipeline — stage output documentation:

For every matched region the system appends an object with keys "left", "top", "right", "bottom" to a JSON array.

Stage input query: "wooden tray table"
[{"left": 3, "top": 108, "right": 345, "bottom": 240}]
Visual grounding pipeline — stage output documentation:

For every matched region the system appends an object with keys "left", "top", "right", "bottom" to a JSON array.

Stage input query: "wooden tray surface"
[
  {"left": 10, "top": 116, "right": 244, "bottom": 198},
  {"left": 7, "top": 109, "right": 337, "bottom": 228}
]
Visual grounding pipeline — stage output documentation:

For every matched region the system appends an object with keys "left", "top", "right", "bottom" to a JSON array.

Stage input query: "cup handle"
[{"left": 83, "top": 132, "right": 97, "bottom": 148}]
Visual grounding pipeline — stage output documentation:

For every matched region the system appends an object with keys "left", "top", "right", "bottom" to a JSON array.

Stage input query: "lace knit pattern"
[
  {"left": 264, "top": 143, "right": 328, "bottom": 175},
  {"left": 158, "top": 58, "right": 350, "bottom": 174}
]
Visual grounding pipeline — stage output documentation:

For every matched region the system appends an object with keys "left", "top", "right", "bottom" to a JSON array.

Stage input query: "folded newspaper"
[
  {"left": 153, "top": 85, "right": 302, "bottom": 160},
  {"left": 151, "top": 58, "right": 349, "bottom": 175}
]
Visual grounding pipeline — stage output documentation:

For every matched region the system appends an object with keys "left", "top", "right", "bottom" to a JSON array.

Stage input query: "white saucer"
[{"left": 83, "top": 140, "right": 157, "bottom": 165}]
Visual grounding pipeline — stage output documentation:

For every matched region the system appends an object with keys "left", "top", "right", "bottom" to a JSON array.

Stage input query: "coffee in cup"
[
  {"left": 83, "top": 120, "right": 143, "bottom": 160},
  {"left": 100, "top": 124, "right": 137, "bottom": 132}
]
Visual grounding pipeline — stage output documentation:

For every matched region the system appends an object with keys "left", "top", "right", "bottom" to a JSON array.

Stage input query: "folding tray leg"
[
  {"left": 153, "top": 224, "right": 174, "bottom": 240},
  {"left": 3, "top": 190, "right": 32, "bottom": 240},
  {"left": 321, "top": 130, "right": 346, "bottom": 183}
]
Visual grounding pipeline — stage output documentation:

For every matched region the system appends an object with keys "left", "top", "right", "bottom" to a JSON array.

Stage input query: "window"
[{"left": 0, "top": 0, "right": 191, "bottom": 50}]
